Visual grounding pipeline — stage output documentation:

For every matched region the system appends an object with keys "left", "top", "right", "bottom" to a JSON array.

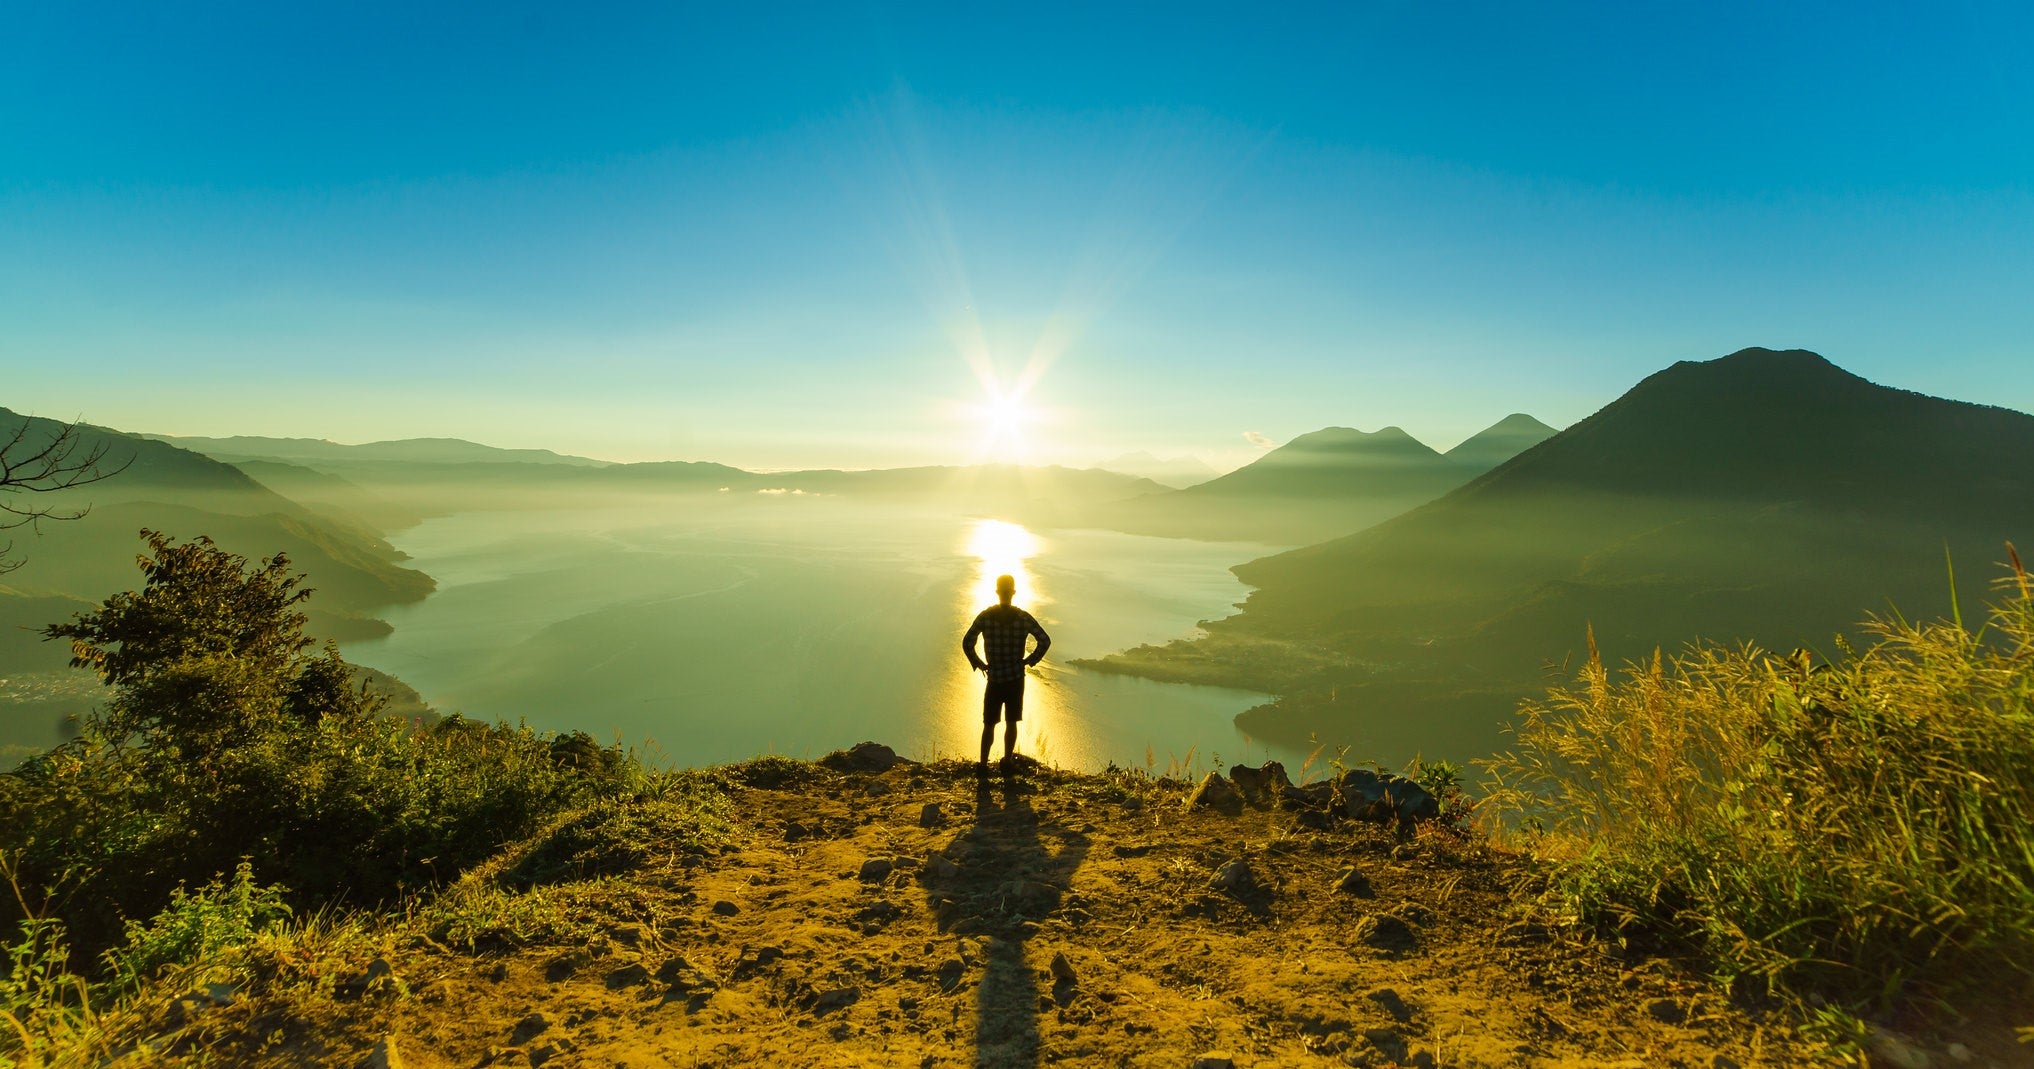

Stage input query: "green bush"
[
  {"left": 0, "top": 532, "right": 711, "bottom": 972},
  {"left": 1483, "top": 558, "right": 2034, "bottom": 1008},
  {"left": 102, "top": 861, "right": 290, "bottom": 996}
]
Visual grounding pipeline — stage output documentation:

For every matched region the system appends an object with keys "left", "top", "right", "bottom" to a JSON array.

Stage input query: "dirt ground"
[{"left": 145, "top": 750, "right": 2029, "bottom": 1068}]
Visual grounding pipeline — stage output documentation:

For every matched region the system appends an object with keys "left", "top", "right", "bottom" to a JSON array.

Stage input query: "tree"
[
  {"left": 43, "top": 530, "right": 382, "bottom": 749},
  {"left": 0, "top": 413, "right": 132, "bottom": 573}
]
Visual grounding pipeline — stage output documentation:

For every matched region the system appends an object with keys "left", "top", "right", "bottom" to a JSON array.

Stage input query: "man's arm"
[
  {"left": 1024, "top": 615, "right": 1052, "bottom": 666},
  {"left": 961, "top": 617, "right": 987, "bottom": 671}
]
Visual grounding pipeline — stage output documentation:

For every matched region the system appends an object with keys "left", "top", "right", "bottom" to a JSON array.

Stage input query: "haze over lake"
[{"left": 341, "top": 496, "right": 1308, "bottom": 771}]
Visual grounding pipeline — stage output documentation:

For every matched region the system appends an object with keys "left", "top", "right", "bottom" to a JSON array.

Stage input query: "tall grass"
[{"left": 1482, "top": 554, "right": 2034, "bottom": 1008}]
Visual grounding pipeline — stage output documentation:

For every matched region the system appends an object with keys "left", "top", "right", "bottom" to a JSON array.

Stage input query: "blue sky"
[{"left": 3, "top": 1, "right": 2030, "bottom": 470}]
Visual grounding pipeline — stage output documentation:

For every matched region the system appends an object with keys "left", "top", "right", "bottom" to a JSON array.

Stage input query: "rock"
[
  {"left": 656, "top": 956, "right": 718, "bottom": 995},
  {"left": 1119, "top": 795, "right": 1145, "bottom": 811},
  {"left": 711, "top": 899, "right": 741, "bottom": 916},
  {"left": 608, "top": 925, "right": 646, "bottom": 948},
  {"left": 1336, "top": 768, "right": 1441, "bottom": 825},
  {"left": 1711, "top": 1057, "right": 1743, "bottom": 1069},
  {"left": 1363, "top": 1026, "right": 1409, "bottom": 1063},
  {"left": 1331, "top": 865, "right": 1373, "bottom": 896},
  {"left": 1355, "top": 913, "right": 1418, "bottom": 953},
  {"left": 604, "top": 963, "right": 652, "bottom": 989},
  {"left": 1868, "top": 1027, "right": 1933, "bottom": 1069},
  {"left": 356, "top": 1035, "right": 404, "bottom": 1069},
  {"left": 1647, "top": 998, "right": 1686, "bottom": 1025},
  {"left": 918, "top": 802, "right": 944, "bottom": 827},
  {"left": 1190, "top": 1054, "right": 1235, "bottom": 1069},
  {"left": 509, "top": 1012, "right": 550, "bottom": 1045},
  {"left": 1367, "top": 987, "right": 1413, "bottom": 1022},
  {"left": 810, "top": 986, "right": 860, "bottom": 1014},
  {"left": 935, "top": 956, "right": 967, "bottom": 991},
  {"left": 863, "top": 779, "right": 892, "bottom": 796},
  {"left": 1944, "top": 1042, "right": 1974, "bottom": 1064},
  {"left": 924, "top": 855, "right": 961, "bottom": 880},
  {"left": 858, "top": 857, "right": 895, "bottom": 882},
  {"left": 1185, "top": 772, "right": 1244, "bottom": 814},
  {"left": 818, "top": 741, "right": 915, "bottom": 773},
  {"left": 783, "top": 821, "right": 809, "bottom": 841},
  {"left": 1211, "top": 857, "right": 1257, "bottom": 896},
  {"left": 1229, "top": 760, "right": 1293, "bottom": 803},
  {"left": 731, "top": 945, "right": 785, "bottom": 980},
  {"left": 543, "top": 949, "right": 593, "bottom": 983},
  {"left": 1048, "top": 951, "right": 1077, "bottom": 986}
]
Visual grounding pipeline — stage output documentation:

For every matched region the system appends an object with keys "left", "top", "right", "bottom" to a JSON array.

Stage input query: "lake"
[{"left": 342, "top": 496, "right": 1312, "bottom": 772}]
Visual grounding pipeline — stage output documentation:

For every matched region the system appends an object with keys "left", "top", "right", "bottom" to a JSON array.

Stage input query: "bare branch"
[{"left": 0, "top": 414, "right": 136, "bottom": 573}]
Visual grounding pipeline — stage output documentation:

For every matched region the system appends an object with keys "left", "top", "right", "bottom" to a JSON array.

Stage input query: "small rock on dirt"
[
  {"left": 863, "top": 779, "right": 892, "bottom": 796},
  {"left": 711, "top": 899, "right": 741, "bottom": 916},
  {"left": 1191, "top": 1054, "right": 1235, "bottom": 1069},
  {"left": 509, "top": 1012, "right": 549, "bottom": 1045},
  {"left": 1868, "top": 1027, "right": 1933, "bottom": 1069},
  {"left": 604, "top": 963, "right": 651, "bottom": 989},
  {"left": 1048, "top": 951, "right": 1077, "bottom": 986},
  {"left": 356, "top": 1035, "right": 404, "bottom": 1069},
  {"left": 1355, "top": 913, "right": 1418, "bottom": 953},
  {"left": 1646, "top": 998, "right": 1687, "bottom": 1024},
  {"left": 919, "top": 802, "right": 943, "bottom": 827},
  {"left": 1185, "top": 772, "right": 1244, "bottom": 814},
  {"left": 925, "top": 855, "right": 960, "bottom": 880},
  {"left": 608, "top": 924, "right": 646, "bottom": 947},
  {"left": 811, "top": 986, "right": 860, "bottom": 1014},
  {"left": 818, "top": 741, "right": 915, "bottom": 772},
  {"left": 1211, "top": 857, "right": 1257, "bottom": 895},
  {"left": 1229, "top": 760, "right": 1293, "bottom": 803},
  {"left": 1332, "top": 864, "right": 1372, "bottom": 896},
  {"left": 1367, "top": 987, "right": 1413, "bottom": 1023},
  {"left": 858, "top": 857, "right": 895, "bottom": 882}
]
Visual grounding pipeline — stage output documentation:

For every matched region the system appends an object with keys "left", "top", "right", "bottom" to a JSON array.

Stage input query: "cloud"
[{"left": 1243, "top": 431, "right": 1276, "bottom": 450}]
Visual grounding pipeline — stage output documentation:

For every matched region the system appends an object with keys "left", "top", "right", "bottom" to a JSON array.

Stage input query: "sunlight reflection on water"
[{"left": 936, "top": 518, "right": 1086, "bottom": 766}]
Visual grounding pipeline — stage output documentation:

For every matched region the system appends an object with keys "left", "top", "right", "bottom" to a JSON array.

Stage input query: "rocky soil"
[{"left": 136, "top": 745, "right": 2028, "bottom": 1069}]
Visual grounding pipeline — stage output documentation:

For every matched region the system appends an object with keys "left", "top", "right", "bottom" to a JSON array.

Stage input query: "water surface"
[{"left": 345, "top": 497, "right": 1307, "bottom": 771}]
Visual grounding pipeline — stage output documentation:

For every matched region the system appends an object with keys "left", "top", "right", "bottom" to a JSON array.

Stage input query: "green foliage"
[
  {"left": 43, "top": 529, "right": 384, "bottom": 749},
  {"left": 499, "top": 775, "right": 735, "bottom": 889},
  {"left": 0, "top": 532, "right": 717, "bottom": 987},
  {"left": 0, "top": 914, "right": 97, "bottom": 1065},
  {"left": 712, "top": 754, "right": 833, "bottom": 791},
  {"left": 1482, "top": 559, "right": 2034, "bottom": 1008},
  {"left": 102, "top": 862, "right": 290, "bottom": 996}
]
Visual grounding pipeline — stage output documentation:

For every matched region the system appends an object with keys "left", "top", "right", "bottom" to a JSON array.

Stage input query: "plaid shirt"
[{"left": 963, "top": 604, "right": 1051, "bottom": 683}]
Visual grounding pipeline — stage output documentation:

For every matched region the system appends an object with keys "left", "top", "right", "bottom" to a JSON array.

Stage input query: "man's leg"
[
  {"left": 1001, "top": 677, "right": 1024, "bottom": 764},
  {"left": 980, "top": 684, "right": 996, "bottom": 767}
]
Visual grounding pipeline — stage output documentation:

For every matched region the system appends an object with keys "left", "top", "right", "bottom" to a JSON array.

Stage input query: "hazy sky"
[{"left": 4, "top": 2, "right": 2031, "bottom": 471}]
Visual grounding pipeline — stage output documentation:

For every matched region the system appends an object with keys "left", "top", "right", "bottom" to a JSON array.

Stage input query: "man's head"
[{"left": 995, "top": 574, "right": 1015, "bottom": 604}]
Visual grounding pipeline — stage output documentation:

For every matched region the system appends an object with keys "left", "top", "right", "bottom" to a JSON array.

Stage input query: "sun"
[
  {"left": 985, "top": 392, "right": 1028, "bottom": 436},
  {"left": 969, "top": 386, "right": 1037, "bottom": 455}
]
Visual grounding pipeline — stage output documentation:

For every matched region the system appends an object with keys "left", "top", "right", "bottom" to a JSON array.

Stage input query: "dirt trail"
[{"left": 155, "top": 753, "right": 1977, "bottom": 1067}]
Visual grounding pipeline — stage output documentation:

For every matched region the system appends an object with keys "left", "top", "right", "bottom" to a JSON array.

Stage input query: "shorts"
[{"left": 982, "top": 676, "right": 1025, "bottom": 724}]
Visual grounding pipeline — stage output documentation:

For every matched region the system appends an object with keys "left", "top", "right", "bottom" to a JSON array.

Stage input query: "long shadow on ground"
[{"left": 922, "top": 766, "right": 1091, "bottom": 1069}]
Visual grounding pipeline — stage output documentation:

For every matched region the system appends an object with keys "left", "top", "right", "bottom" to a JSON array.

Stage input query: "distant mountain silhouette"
[
  {"left": 0, "top": 410, "right": 433, "bottom": 665},
  {"left": 142, "top": 434, "right": 611, "bottom": 468},
  {"left": 1100, "top": 417, "right": 1552, "bottom": 544},
  {"left": 1440, "top": 413, "right": 1557, "bottom": 471},
  {"left": 1097, "top": 452, "right": 1220, "bottom": 488},
  {"left": 1091, "top": 348, "right": 2034, "bottom": 763}
]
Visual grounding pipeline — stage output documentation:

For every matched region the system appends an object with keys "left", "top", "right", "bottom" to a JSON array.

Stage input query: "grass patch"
[{"left": 1483, "top": 556, "right": 2034, "bottom": 1010}]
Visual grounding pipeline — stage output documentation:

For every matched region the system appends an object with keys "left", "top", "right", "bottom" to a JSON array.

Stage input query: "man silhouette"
[{"left": 961, "top": 573, "right": 1051, "bottom": 774}]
